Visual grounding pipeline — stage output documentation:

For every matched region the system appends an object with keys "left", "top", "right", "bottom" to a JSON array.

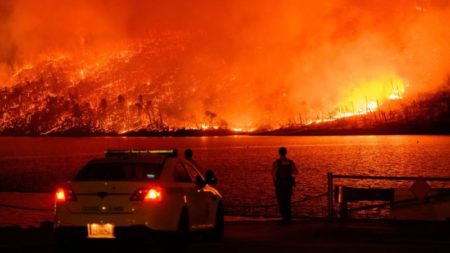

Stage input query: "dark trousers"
[{"left": 275, "top": 185, "right": 292, "bottom": 221}]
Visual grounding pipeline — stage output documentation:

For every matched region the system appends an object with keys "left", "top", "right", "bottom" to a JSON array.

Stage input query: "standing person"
[
  {"left": 272, "top": 147, "right": 298, "bottom": 224},
  {"left": 184, "top": 148, "right": 201, "bottom": 169}
]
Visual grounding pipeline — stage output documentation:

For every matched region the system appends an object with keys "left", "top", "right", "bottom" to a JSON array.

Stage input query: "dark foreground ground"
[{"left": 1, "top": 219, "right": 450, "bottom": 253}]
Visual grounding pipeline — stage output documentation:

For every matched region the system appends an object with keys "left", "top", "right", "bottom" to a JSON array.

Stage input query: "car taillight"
[
  {"left": 130, "top": 186, "right": 162, "bottom": 202},
  {"left": 55, "top": 187, "right": 77, "bottom": 202}
]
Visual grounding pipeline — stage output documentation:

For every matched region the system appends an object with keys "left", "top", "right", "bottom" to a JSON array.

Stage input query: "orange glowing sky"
[{"left": 0, "top": 0, "right": 449, "bottom": 131}]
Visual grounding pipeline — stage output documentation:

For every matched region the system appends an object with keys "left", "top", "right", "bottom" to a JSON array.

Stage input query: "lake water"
[{"left": 0, "top": 135, "right": 449, "bottom": 226}]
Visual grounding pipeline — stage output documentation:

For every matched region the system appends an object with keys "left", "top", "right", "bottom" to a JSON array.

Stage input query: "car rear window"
[{"left": 74, "top": 161, "right": 163, "bottom": 181}]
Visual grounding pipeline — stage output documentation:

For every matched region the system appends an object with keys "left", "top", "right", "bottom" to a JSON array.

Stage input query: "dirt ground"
[{"left": 1, "top": 219, "right": 450, "bottom": 253}]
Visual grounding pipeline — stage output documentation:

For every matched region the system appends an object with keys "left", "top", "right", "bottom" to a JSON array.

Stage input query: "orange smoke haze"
[{"left": 0, "top": 0, "right": 449, "bottom": 131}]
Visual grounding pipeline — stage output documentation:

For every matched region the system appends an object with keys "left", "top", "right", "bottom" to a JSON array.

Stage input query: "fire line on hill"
[{"left": 0, "top": 0, "right": 449, "bottom": 135}]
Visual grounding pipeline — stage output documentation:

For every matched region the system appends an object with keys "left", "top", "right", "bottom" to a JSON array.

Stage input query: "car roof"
[{"left": 88, "top": 156, "right": 168, "bottom": 164}]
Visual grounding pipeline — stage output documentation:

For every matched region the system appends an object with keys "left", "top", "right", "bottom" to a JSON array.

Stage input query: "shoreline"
[{"left": 0, "top": 128, "right": 449, "bottom": 137}]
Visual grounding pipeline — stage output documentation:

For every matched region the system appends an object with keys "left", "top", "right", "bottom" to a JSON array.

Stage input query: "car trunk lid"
[{"left": 65, "top": 181, "right": 149, "bottom": 213}]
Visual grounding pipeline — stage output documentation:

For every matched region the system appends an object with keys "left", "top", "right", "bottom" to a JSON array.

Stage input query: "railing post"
[{"left": 327, "top": 172, "right": 333, "bottom": 218}]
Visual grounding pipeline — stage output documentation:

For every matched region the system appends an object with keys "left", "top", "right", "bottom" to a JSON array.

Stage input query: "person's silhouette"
[
  {"left": 184, "top": 148, "right": 201, "bottom": 169},
  {"left": 184, "top": 148, "right": 193, "bottom": 160},
  {"left": 271, "top": 147, "right": 298, "bottom": 224}
]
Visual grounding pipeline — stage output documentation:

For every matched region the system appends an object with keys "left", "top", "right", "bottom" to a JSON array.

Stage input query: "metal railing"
[
  {"left": 327, "top": 172, "right": 450, "bottom": 218},
  {"left": 4, "top": 173, "right": 450, "bottom": 219},
  {"left": 0, "top": 190, "right": 328, "bottom": 218},
  {"left": 0, "top": 203, "right": 52, "bottom": 212}
]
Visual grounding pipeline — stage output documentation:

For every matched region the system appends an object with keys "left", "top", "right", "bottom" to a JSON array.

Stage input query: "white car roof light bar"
[{"left": 104, "top": 149, "right": 178, "bottom": 158}]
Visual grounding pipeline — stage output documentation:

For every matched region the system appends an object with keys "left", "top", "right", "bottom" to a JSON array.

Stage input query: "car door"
[
  {"left": 172, "top": 161, "right": 206, "bottom": 229},
  {"left": 183, "top": 161, "right": 214, "bottom": 229}
]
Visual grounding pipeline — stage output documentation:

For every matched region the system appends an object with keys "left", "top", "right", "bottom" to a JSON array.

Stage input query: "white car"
[{"left": 54, "top": 149, "right": 223, "bottom": 247}]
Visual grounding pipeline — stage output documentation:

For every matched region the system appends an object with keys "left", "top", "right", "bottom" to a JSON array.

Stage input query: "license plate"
[{"left": 87, "top": 223, "right": 115, "bottom": 239}]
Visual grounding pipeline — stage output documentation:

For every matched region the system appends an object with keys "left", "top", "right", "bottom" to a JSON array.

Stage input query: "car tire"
[
  {"left": 55, "top": 238, "right": 78, "bottom": 253},
  {"left": 206, "top": 202, "right": 224, "bottom": 242},
  {"left": 162, "top": 207, "right": 190, "bottom": 253}
]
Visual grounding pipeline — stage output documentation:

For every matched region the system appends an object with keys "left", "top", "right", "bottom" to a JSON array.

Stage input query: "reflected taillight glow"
[
  {"left": 145, "top": 188, "right": 162, "bottom": 201},
  {"left": 56, "top": 188, "right": 65, "bottom": 202},
  {"left": 131, "top": 186, "right": 162, "bottom": 202},
  {"left": 55, "top": 187, "right": 77, "bottom": 202}
]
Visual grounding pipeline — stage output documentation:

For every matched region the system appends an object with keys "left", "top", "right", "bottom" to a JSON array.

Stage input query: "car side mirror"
[
  {"left": 195, "top": 175, "right": 206, "bottom": 187},
  {"left": 205, "top": 170, "right": 218, "bottom": 185}
]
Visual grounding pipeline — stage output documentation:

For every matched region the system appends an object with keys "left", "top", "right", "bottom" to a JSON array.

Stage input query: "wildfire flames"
[
  {"left": 0, "top": 0, "right": 449, "bottom": 134},
  {"left": 311, "top": 75, "right": 407, "bottom": 124}
]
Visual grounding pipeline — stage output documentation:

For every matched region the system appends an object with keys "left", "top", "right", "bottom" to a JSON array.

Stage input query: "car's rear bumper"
[
  {"left": 55, "top": 205, "right": 181, "bottom": 231},
  {"left": 55, "top": 225, "right": 173, "bottom": 241}
]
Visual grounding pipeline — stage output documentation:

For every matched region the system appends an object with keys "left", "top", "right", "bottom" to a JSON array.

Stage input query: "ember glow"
[
  {"left": 0, "top": 0, "right": 449, "bottom": 134},
  {"left": 330, "top": 75, "right": 407, "bottom": 119}
]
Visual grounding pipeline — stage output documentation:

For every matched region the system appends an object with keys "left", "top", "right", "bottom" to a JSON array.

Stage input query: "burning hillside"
[
  {"left": 0, "top": 34, "right": 211, "bottom": 135},
  {"left": 0, "top": 0, "right": 449, "bottom": 135}
]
